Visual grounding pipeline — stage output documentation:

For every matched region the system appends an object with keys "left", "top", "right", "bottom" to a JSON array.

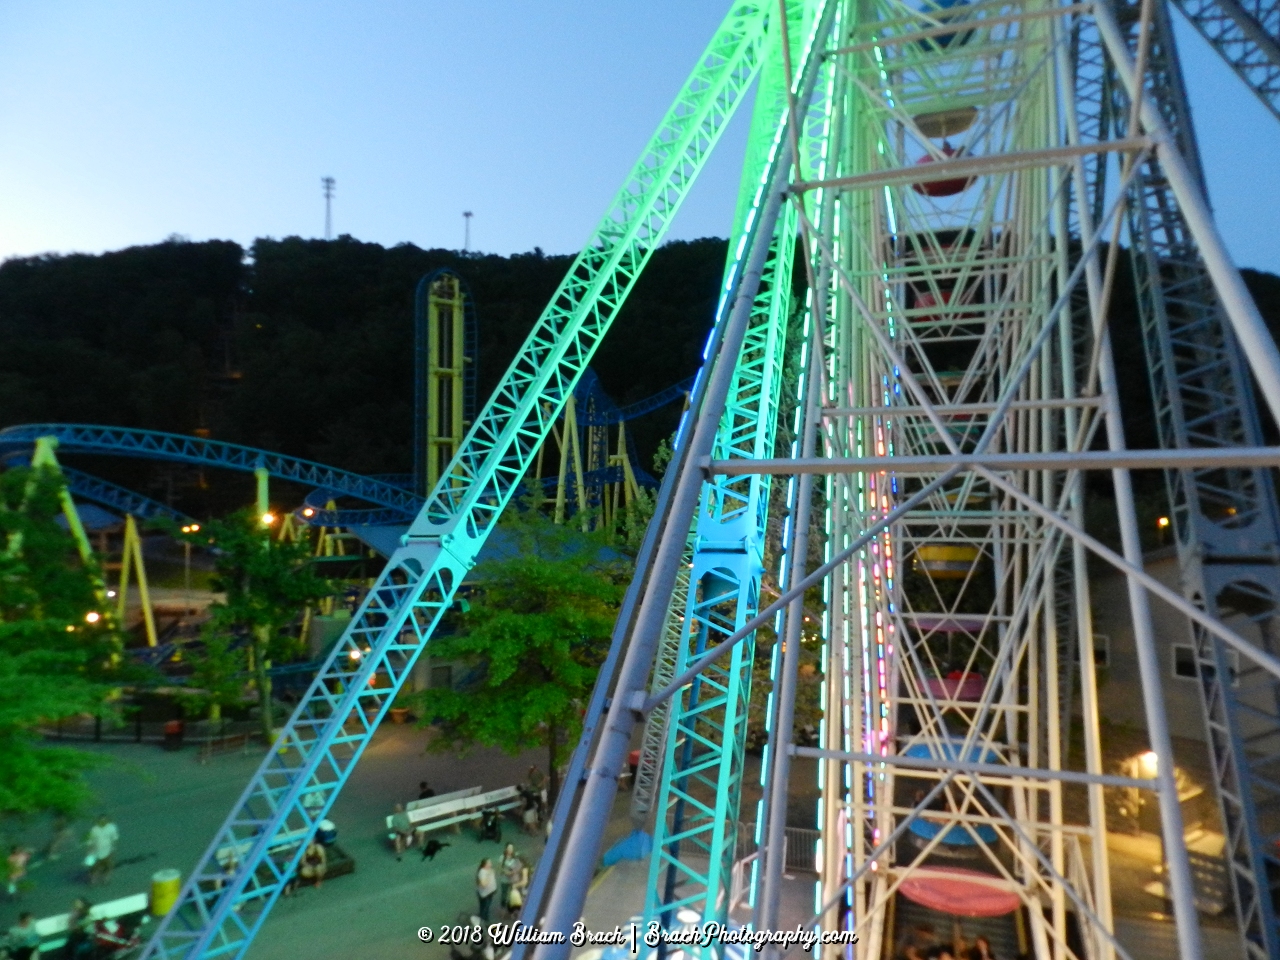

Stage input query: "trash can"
[
  {"left": 163, "top": 719, "right": 185, "bottom": 751},
  {"left": 151, "top": 869, "right": 182, "bottom": 916},
  {"left": 317, "top": 820, "right": 337, "bottom": 846}
]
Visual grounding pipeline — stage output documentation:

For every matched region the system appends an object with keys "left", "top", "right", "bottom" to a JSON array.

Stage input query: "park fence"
[{"left": 42, "top": 714, "right": 260, "bottom": 747}]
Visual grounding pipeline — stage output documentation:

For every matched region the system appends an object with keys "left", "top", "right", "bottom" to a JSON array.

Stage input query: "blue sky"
[{"left": 1, "top": 1, "right": 1277, "bottom": 272}]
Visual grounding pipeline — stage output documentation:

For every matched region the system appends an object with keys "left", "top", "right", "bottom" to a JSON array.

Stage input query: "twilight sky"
[{"left": 1, "top": 1, "right": 1277, "bottom": 272}]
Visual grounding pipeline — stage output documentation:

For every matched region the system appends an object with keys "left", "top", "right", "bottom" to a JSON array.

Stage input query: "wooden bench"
[
  {"left": 34, "top": 891, "right": 150, "bottom": 953},
  {"left": 210, "top": 834, "right": 355, "bottom": 892},
  {"left": 197, "top": 732, "right": 253, "bottom": 763},
  {"left": 320, "top": 843, "right": 355, "bottom": 880},
  {"left": 385, "top": 785, "right": 522, "bottom": 842},
  {"left": 214, "top": 827, "right": 309, "bottom": 872},
  {"left": 406, "top": 785, "right": 482, "bottom": 813},
  {"left": 387, "top": 786, "right": 483, "bottom": 837}
]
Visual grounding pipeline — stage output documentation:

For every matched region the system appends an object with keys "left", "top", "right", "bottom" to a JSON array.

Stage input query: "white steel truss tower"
[{"left": 532, "top": 3, "right": 1280, "bottom": 960}]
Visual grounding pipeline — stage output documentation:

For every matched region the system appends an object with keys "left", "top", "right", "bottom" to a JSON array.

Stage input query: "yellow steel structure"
[
  {"left": 423, "top": 272, "right": 468, "bottom": 493},
  {"left": 31, "top": 436, "right": 95, "bottom": 570},
  {"left": 116, "top": 513, "right": 158, "bottom": 647}
]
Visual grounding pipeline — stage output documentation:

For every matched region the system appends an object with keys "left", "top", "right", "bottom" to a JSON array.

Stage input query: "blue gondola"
[{"left": 904, "top": 740, "right": 1001, "bottom": 846}]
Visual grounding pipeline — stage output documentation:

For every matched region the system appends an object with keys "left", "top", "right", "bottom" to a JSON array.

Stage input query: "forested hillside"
[
  {"left": 0, "top": 236, "right": 727, "bottom": 514},
  {"left": 1, "top": 234, "right": 1278, "bottom": 517}
]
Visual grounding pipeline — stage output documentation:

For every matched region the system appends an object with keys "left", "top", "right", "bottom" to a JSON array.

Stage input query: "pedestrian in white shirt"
[
  {"left": 475, "top": 858, "right": 497, "bottom": 923},
  {"left": 86, "top": 815, "right": 119, "bottom": 886}
]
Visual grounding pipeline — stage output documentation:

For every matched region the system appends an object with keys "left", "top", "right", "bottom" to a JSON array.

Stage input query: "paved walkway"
[
  {"left": 3, "top": 726, "right": 1247, "bottom": 960},
  {"left": 2, "top": 724, "right": 546, "bottom": 960}
]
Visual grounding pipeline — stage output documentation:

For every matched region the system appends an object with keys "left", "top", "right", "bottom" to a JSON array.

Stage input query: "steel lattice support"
[
  {"left": 645, "top": 215, "right": 798, "bottom": 925},
  {"left": 1170, "top": 0, "right": 1280, "bottom": 119},
  {"left": 129, "top": 1, "right": 1280, "bottom": 957},
  {"left": 631, "top": 0, "right": 810, "bottom": 827},
  {"left": 137, "top": 5, "right": 772, "bottom": 955},
  {"left": 631, "top": 546, "right": 692, "bottom": 818},
  {"left": 536, "top": 0, "right": 1280, "bottom": 958},
  {"left": 798, "top": 9, "right": 1127, "bottom": 954},
  {"left": 645, "top": 0, "right": 825, "bottom": 928},
  {"left": 1086, "top": 1, "right": 1280, "bottom": 955}
]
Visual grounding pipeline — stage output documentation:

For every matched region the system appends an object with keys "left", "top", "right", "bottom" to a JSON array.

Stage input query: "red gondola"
[{"left": 912, "top": 142, "right": 974, "bottom": 197}]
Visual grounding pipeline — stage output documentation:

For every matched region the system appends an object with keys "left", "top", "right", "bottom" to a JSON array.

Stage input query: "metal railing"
[{"left": 735, "top": 821, "right": 820, "bottom": 874}]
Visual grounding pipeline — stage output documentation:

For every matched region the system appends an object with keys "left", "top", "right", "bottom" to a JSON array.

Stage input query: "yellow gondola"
[{"left": 914, "top": 544, "right": 980, "bottom": 579}]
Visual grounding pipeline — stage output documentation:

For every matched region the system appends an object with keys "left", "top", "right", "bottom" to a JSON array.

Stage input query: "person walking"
[
  {"left": 418, "top": 781, "right": 436, "bottom": 801},
  {"left": 6, "top": 911, "right": 41, "bottom": 960},
  {"left": 7, "top": 845, "right": 31, "bottom": 895},
  {"left": 85, "top": 815, "right": 119, "bottom": 886},
  {"left": 475, "top": 858, "right": 497, "bottom": 923},
  {"left": 526, "top": 767, "right": 547, "bottom": 818}
]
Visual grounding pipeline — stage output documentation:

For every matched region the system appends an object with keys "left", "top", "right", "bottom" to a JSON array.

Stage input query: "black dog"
[{"left": 421, "top": 838, "right": 451, "bottom": 861}]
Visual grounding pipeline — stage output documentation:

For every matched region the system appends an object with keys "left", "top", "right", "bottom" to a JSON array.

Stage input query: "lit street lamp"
[{"left": 181, "top": 524, "right": 201, "bottom": 602}]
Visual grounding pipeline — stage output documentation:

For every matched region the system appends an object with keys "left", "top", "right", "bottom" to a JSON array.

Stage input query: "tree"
[
  {"left": 414, "top": 508, "right": 627, "bottom": 807},
  {"left": 181, "top": 627, "right": 246, "bottom": 725},
  {"left": 177, "top": 511, "right": 330, "bottom": 742},
  {"left": 0, "top": 467, "right": 119, "bottom": 818}
]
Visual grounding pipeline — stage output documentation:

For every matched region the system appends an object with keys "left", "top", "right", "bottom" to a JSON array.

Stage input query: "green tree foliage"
[
  {"left": 0, "top": 467, "right": 119, "bottom": 818},
  {"left": 414, "top": 509, "right": 627, "bottom": 806},
  {"left": 746, "top": 631, "right": 824, "bottom": 751},
  {"left": 182, "top": 628, "right": 246, "bottom": 726},
  {"left": 177, "top": 512, "right": 330, "bottom": 740}
]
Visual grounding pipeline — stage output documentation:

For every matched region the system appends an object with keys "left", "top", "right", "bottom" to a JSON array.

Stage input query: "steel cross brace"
[
  {"left": 1088, "top": 1, "right": 1280, "bottom": 954},
  {"left": 1170, "top": 0, "right": 1280, "bottom": 119},
  {"left": 137, "top": 5, "right": 773, "bottom": 958}
]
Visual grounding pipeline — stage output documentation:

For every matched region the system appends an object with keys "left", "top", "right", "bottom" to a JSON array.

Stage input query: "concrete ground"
[
  {"left": 2, "top": 724, "right": 1247, "bottom": 960},
  {"left": 2, "top": 724, "right": 548, "bottom": 960}
]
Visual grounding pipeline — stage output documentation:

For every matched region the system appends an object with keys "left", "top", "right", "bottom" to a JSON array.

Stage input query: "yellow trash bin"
[{"left": 151, "top": 868, "right": 182, "bottom": 916}]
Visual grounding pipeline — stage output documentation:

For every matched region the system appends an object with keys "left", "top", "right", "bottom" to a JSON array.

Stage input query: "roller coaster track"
[
  {"left": 0, "top": 370, "right": 695, "bottom": 533},
  {"left": 133, "top": 5, "right": 770, "bottom": 956},
  {"left": 0, "top": 424, "right": 424, "bottom": 516},
  {"left": 302, "top": 372, "right": 689, "bottom": 527},
  {"left": 60, "top": 467, "right": 193, "bottom": 524}
]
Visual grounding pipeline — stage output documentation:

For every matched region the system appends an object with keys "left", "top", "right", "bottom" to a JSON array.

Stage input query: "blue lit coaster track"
[
  {"left": 0, "top": 371, "right": 693, "bottom": 531},
  {"left": 0, "top": 423, "right": 425, "bottom": 525}
]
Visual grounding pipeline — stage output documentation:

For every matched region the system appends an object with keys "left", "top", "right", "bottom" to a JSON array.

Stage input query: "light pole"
[
  {"left": 180, "top": 524, "right": 200, "bottom": 606},
  {"left": 463, "top": 211, "right": 473, "bottom": 252}
]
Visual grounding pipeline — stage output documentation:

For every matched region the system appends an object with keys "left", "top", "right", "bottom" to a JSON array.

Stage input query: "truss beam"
[
  {"left": 1171, "top": 0, "right": 1280, "bottom": 119},
  {"left": 138, "top": 4, "right": 773, "bottom": 955},
  {"left": 1090, "top": 0, "right": 1280, "bottom": 953}
]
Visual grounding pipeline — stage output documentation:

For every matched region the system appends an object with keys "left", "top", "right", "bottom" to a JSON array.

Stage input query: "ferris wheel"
[{"left": 137, "top": 3, "right": 1280, "bottom": 960}]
